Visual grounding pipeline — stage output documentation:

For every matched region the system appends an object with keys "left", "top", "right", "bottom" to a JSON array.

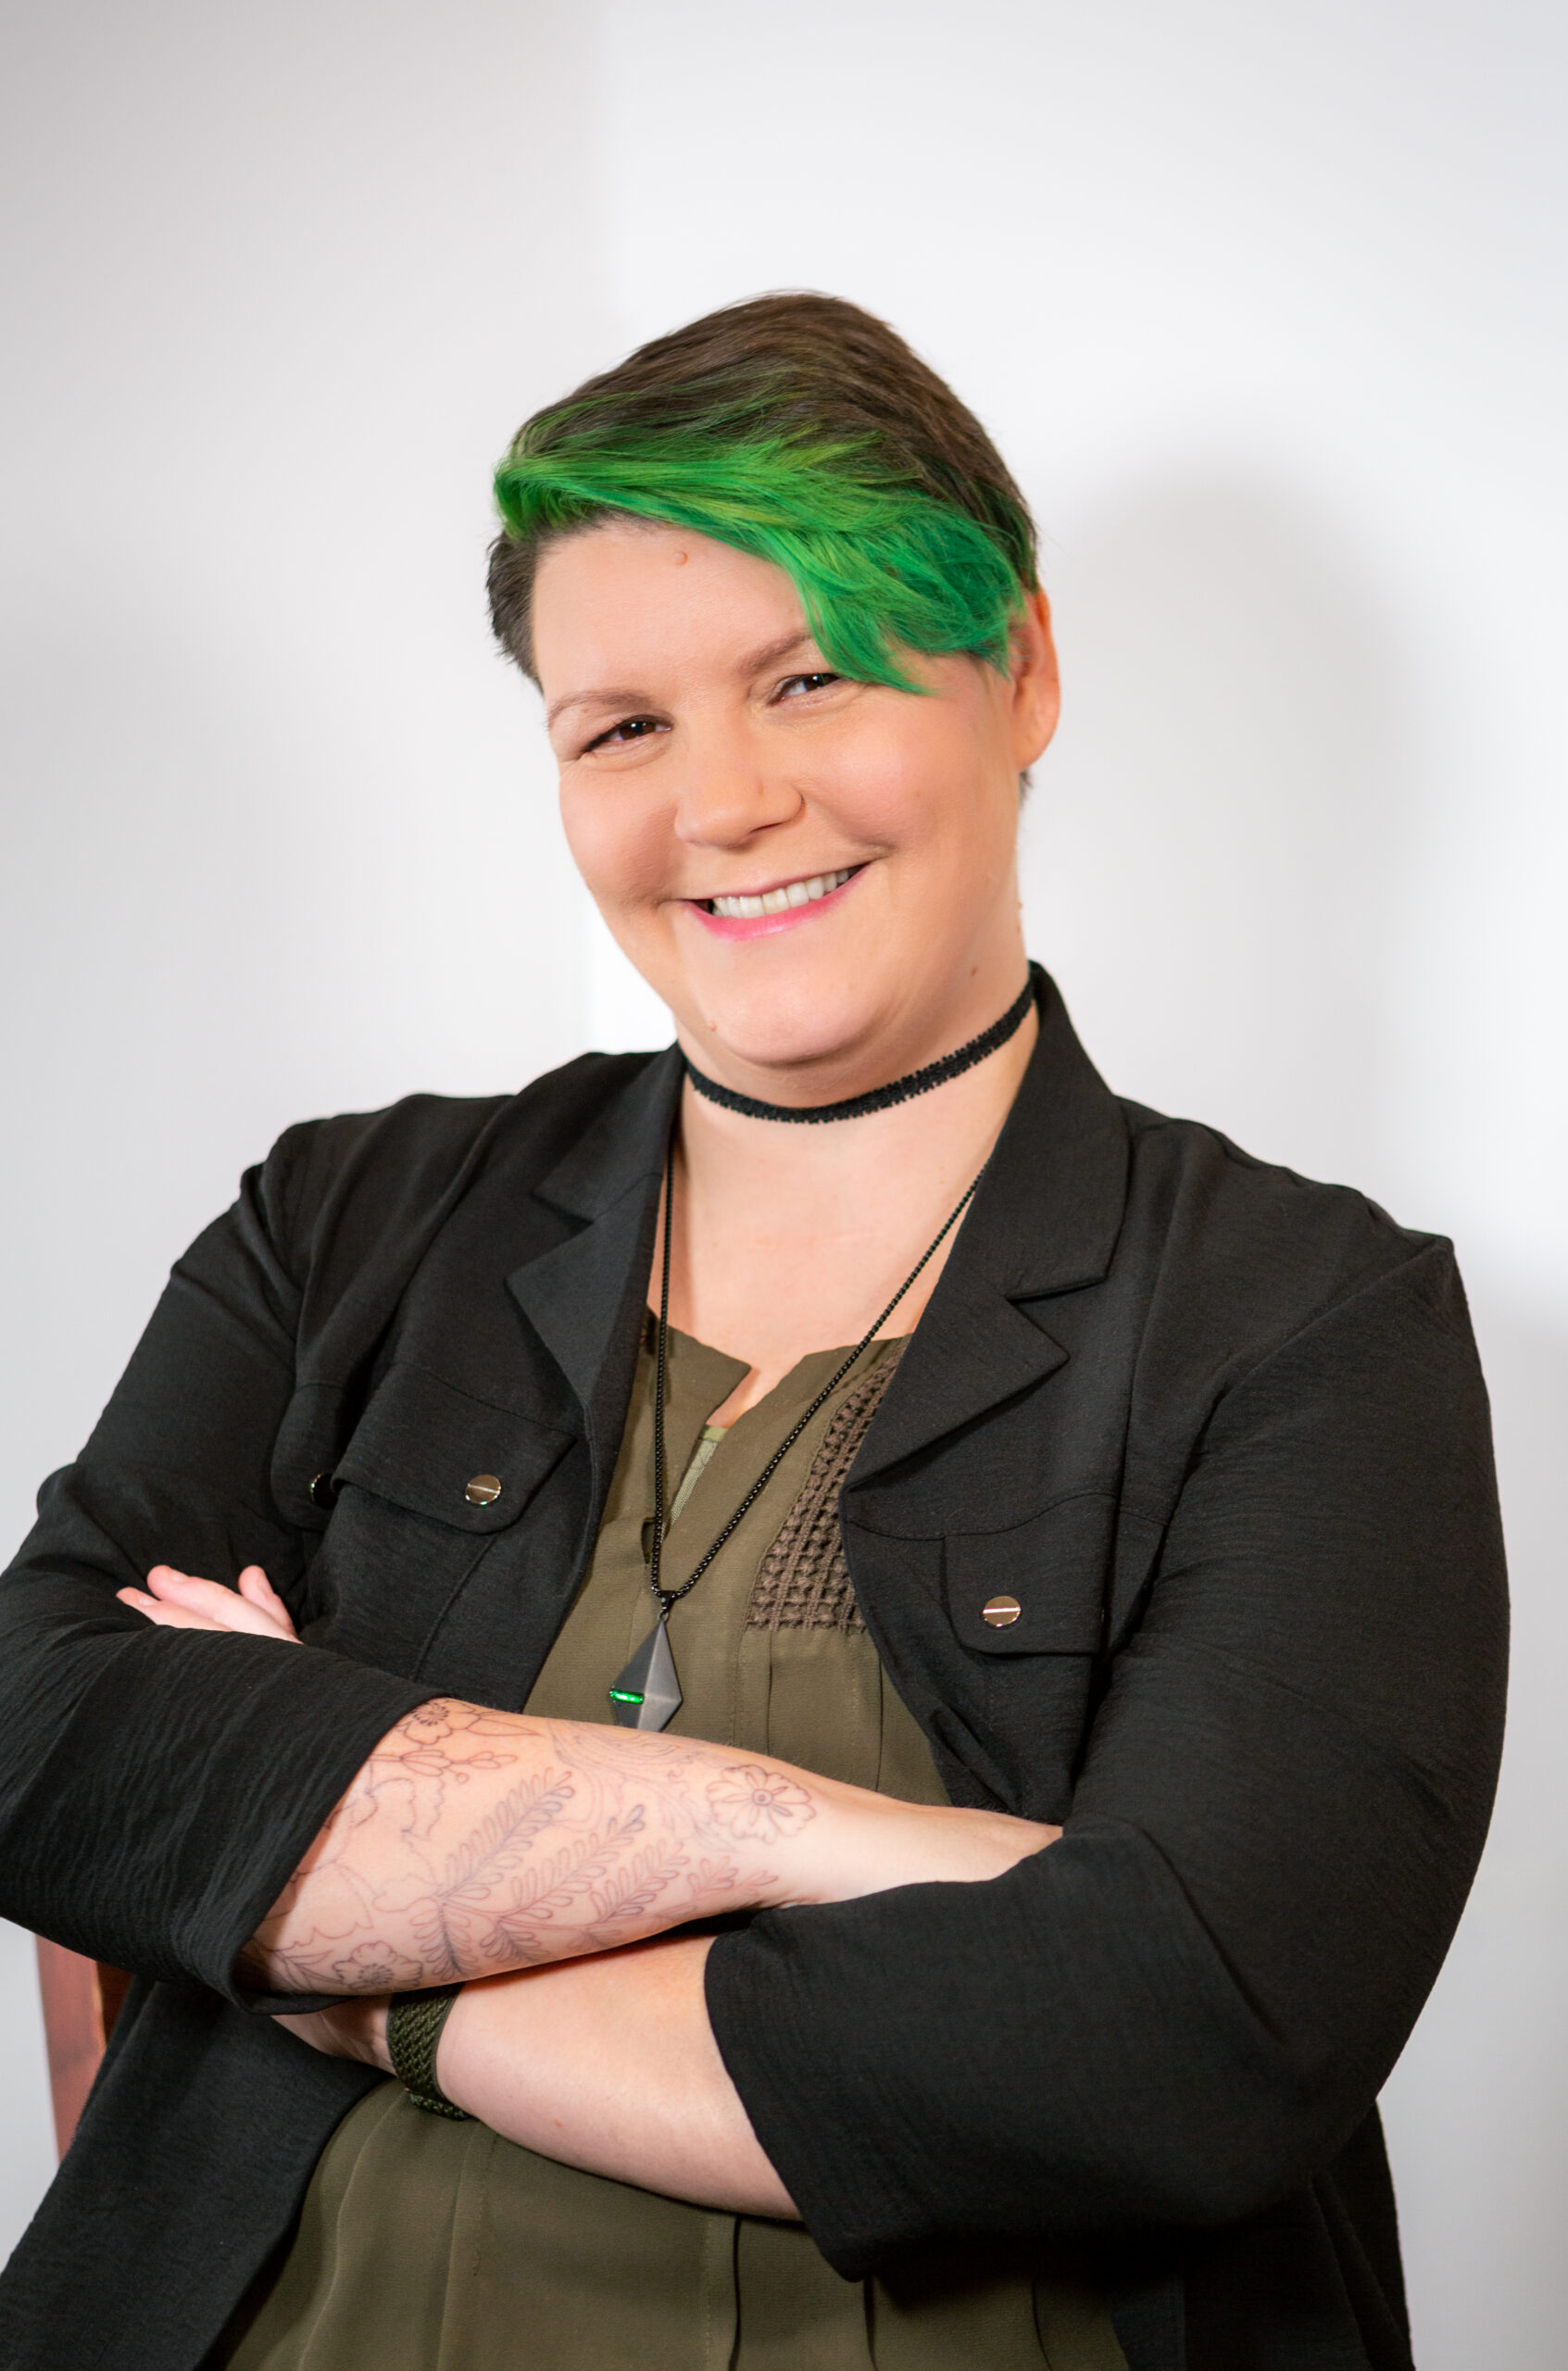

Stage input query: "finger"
[
  {"left": 146, "top": 1567, "right": 239, "bottom": 1610},
  {"left": 144, "top": 1567, "right": 296, "bottom": 1642},
  {"left": 238, "top": 1565, "right": 296, "bottom": 1624},
  {"left": 272, "top": 2011, "right": 327, "bottom": 2051},
  {"left": 145, "top": 1567, "right": 238, "bottom": 1611},
  {"left": 144, "top": 1564, "right": 213, "bottom": 1597},
  {"left": 115, "top": 1587, "right": 229, "bottom": 1634},
  {"left": 238, "top": 1564, "right": 302, "bottom": 1644},
  {"left": 274, "top": 2001, "right": 387, "bottom": 2068}
]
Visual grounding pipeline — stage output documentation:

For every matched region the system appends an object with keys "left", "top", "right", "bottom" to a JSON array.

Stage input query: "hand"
[
  {"left": 275, "top": 1994, "right": 392, "bottom": 2070},
  {"left": 116, "top": 1563, "right": 301, "bottom": 1644}
]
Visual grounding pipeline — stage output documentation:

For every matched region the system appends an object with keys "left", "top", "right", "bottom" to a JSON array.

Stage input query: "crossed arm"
[{"left": 119, "top": 1562, "right": 1057, "bottom": 2215}]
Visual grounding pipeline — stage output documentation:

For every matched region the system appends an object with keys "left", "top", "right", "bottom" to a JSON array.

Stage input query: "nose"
[{"left": 672, "top": 716, "right": 803, "bottom": 850}]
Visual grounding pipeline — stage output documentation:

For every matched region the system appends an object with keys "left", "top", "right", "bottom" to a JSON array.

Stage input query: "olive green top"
[{"left": 227, "top": 1324, "right": 1124, "bottom": 2371}]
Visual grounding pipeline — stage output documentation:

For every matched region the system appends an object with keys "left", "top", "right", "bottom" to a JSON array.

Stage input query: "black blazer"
[{"left": 0, "top": 974, "right": 1507, "bottom": 2371}]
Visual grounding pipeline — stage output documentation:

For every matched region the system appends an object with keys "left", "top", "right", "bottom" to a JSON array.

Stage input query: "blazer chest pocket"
[
  {"left": 300, "top": 1364, "right": 577, "bottom": 1673},
  {"left": 944, "top": 1493, "right": 1114, "bottom": 1655},
  {"left": 332, "top": 1362, "right": 576, "bottom": 1534}
]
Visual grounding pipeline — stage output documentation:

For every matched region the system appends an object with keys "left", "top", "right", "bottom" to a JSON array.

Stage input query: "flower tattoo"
[
  {"left": 328, "top": 1941, "right": 401, "bottom": 1988},
  {"left": 242, "top": 1700, "right": 825, "bottom": 1996},
  {"left": 706, "top": 1765, "right": 815, "bottom": 1843}
]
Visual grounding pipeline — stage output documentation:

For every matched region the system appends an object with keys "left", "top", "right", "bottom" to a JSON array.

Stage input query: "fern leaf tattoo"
[{"left": 409, "top": 1768, "right": 576, "bottom": 1976}]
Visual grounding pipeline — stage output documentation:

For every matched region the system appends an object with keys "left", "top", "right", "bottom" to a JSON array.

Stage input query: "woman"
[{"left": 0, "top": 295, "right": 1506, "bottom": 2371}]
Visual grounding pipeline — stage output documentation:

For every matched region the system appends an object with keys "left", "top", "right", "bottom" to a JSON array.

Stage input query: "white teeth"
[{"left": 709, "top": 867, "right": 853, "bottom": 920}]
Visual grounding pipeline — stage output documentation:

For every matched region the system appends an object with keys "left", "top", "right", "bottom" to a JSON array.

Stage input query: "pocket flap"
[
  {"left": 944, "top": 1493, "right": 1113, "bottom": 1653},
  {"left": 332, "top": 1363, "right": 576, "bottom": 1533}
]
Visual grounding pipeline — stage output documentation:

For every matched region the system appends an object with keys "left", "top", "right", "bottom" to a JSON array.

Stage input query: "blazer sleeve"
[
  {"left": 703, "top": 1237, "right": 1509, "bottom": 2273},
  {"left": 0, "top": 1128, "right": 432, "bottom": 2004}
]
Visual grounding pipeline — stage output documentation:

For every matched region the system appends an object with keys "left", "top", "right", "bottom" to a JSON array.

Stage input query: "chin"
[{"left": 684, "top": 967, "right": 900, "bottom": 1081}]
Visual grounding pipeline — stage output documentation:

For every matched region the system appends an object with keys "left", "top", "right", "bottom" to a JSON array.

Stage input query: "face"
[{"left": 533, "top": 520, "right": 1060, "bottom": 1090}]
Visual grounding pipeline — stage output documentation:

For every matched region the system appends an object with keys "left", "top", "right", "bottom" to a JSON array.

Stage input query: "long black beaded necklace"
[
  {"left": 608, "top": 1145, "right": 985, "bottom": 1728},
  {"left": 604, "top": 978, "right": 1037, "bottom": 1728},
  {"left": 605, "top": 976, "right": 1034, "bottom": 1725}
]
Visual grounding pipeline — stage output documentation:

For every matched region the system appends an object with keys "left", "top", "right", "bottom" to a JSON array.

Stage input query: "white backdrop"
[{"left": 3, "top": 5, "right": 1564, "bottom": 2361}]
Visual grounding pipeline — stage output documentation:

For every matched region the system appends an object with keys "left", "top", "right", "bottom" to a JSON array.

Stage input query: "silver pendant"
[{"left": 608, "top": 1615, "right": 683, "bottom": 1731}]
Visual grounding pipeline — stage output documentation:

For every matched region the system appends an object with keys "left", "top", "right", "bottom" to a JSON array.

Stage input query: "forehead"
[{"left": 532, "top": 520, "right": 809, "bottom": 694}]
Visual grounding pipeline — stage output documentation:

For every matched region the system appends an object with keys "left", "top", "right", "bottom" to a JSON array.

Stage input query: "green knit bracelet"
[{"left": 386, "top": 1985, "right": 470, "bottom": 2119}]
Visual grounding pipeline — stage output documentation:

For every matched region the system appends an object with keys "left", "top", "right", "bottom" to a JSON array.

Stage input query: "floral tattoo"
[
  {"left": 244, "top": 1702, "right": 818, "bottom": 1995},
  {"left": 706, "top": 1765, "right": 815, "bottom": 1843}
]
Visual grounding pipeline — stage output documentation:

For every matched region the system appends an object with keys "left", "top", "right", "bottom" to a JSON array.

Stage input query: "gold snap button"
[
  {"left": 982, "top": 1594, "right": 1022, "bottom": 1628},
  {"left": 464, "top": 1474, "right": 502, "bottom": 1507}
]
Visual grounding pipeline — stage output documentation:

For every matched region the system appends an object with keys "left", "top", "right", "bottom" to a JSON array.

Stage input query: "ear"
[{"left": 1008, "top": 587, "right": 1060, "bottom": 768}]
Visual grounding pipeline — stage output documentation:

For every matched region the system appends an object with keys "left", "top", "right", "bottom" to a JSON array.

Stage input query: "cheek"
[
  {"left": 558, "top": 779, "right": 671, "bottom": 916},
  {"left": 830, "top": 701, "right": 994, "bottom": 855}
]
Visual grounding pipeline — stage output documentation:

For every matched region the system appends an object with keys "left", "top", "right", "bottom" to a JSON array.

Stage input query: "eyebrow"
[{"left": 545, "top": 630, "right": 819, "bottom": 731}]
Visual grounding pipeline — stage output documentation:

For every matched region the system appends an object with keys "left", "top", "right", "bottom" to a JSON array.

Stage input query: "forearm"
[
  {"left": 440, "top": 1938, "right": 794, "bottom": 2216},
  {"left": 245, "top": 1696, "right": 1055, "bottom": 1995}
]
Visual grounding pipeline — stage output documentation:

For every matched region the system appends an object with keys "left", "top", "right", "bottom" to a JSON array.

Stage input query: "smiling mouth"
[{"left": 697, "top": 866, "right": 860, "bottom": 920}]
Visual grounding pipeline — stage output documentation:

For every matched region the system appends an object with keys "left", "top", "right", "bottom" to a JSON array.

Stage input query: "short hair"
[{"left": 487, "top": 293, "right": 1037, "bottom": 694}]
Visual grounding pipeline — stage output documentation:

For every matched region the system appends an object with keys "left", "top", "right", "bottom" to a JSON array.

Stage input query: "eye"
[
  {"left": 583, "top": 714, "right": 668, "bottom": 753},
  {"left": 776, "top": 671, "right": 841, "bottom": 700}
]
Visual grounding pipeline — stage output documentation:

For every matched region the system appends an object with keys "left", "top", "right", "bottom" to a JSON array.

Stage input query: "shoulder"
[
  {"left": 1118, "top": 1096, "right": 1425, "bottom": 1258},
  {"left": 1111, "top": 1098, "right": 1468, "bottom": 1378},
  {"left": 251, "top": 1051, "right": 660, "bottom": 1272}
]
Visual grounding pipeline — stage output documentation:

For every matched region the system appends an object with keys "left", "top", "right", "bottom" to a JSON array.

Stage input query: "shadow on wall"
[
  {"left": 1381, "top": 1286, "right": 1568, "bottom": 2366},
  {"left": 1018, "top": 469, "right": 1568, "bottom": 2363},
  {"left": 1022, "top": 472, "right": 1406, "bottom": 1195}
]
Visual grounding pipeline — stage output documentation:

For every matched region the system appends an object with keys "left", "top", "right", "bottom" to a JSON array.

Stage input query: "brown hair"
[{"left": 486, "top": 292, "right": 1036, "bottom": 684}]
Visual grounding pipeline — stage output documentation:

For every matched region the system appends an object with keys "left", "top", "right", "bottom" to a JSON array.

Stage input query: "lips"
[
  {"left": 701, "top": 866, "right": 857, "bottom": 920},
  {"left": 685, "top": 863, "right": 865, "bottom": 942}
]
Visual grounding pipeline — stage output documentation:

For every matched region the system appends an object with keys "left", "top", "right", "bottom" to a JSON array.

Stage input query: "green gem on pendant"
[{"left": 608, "top": 1616, "right": 683, "bottom": 1731}]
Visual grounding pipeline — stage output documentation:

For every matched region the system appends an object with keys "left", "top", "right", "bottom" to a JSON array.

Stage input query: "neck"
[
  {"left": 677, "top": 993, "right": 1036, "bottom": 1193},
  {"left": 671, "top": 900, "right": 1032, "bottom": 1114},
  {"left": 684, "top": 974, "right": 1035, "bottom": 1125},
  {"left": 659, "top": 986, "right": 1037, "bottom": 1411}
]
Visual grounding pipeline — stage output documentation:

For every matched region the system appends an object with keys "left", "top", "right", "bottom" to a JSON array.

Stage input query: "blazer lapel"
[
  {"left": 854, "top": 1274, "right": 1069, "bottom": 1480},
  {"left": 504, "top": 972, "right": 1127, "bottom": 1521},
  {"left": 507, "top": 1048, "right": 683, "bottom": 1508},
  {"left": 852, "top": 970, "right": 1129, "bottom": 1485}
]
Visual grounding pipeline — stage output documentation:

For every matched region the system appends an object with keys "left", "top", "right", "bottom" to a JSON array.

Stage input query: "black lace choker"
[{"left": 684, "top": 973, "right": 1036, "bottom": 1124}]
